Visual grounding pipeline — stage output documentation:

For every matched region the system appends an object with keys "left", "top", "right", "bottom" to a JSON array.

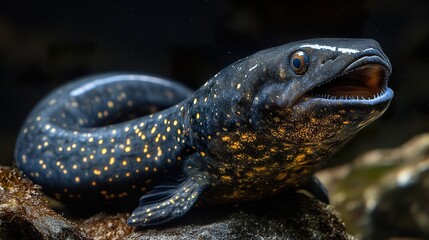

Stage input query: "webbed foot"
[{"left": 128, "top": 166, "right": 211, "bottom": 227}]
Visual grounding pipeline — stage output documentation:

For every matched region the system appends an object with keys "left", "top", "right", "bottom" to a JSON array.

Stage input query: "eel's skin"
[{"left": 15, "top": 38, "right": 393, "bottom": 227}]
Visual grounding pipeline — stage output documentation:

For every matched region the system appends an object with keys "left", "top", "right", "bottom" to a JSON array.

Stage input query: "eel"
[{"left": 15, "top": 38, "right": 393, "bottom": 227}]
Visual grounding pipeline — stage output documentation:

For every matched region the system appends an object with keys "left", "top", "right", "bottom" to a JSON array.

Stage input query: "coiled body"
[{"left": 16, "top": 39, "right": 393, "bottom": 227}]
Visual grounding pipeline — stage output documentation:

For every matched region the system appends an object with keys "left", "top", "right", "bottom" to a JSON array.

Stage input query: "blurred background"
[
  {"left": 0, "top": 0, "right": 428, "bottom": 238},
  {"left": 1, "top": 0, "right": 428, "bottom": 165}
]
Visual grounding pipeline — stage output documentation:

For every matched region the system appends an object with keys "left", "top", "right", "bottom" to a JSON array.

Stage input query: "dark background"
[{"left": 0, "top": 0, "right": 428, "bottom": 166}]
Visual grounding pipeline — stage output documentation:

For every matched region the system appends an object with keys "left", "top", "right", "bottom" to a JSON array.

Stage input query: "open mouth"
[{"left": 303, "top": 57, "right": 390, "bottom": 101}]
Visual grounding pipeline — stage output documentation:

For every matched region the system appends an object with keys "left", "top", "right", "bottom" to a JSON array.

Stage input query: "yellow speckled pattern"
[{"left": 16, "top": 38, "right": 393, "bottom": 227}]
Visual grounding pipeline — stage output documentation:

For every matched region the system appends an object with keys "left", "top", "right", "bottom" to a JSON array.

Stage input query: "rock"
[
  {"left": 0, "top": 166, "right": 354, "bottom": 239},
  {"left": 317, "top": 133, "right": 429, "bottom": 240},
  {"left": 0, "top": 166, "right": 88, "bottom": 240},
  {"left": 79, "top": 193, "right": 353, "bottom": 240}
]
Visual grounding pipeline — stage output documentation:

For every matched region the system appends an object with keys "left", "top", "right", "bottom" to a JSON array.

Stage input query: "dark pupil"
[{"left": 292, "top": 58, "right": 301, "bottom": 69}]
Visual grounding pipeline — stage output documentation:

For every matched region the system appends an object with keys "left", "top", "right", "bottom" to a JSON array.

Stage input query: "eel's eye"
[{"left": 290, "top": 51, "right": 309, "bottom": 75}]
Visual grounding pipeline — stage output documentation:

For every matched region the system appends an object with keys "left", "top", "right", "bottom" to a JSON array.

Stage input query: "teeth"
[{"left": 310, "top": 89, "right": 386, "bottom": 101}]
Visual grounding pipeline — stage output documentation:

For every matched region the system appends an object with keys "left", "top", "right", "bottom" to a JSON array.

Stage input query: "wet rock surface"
[
  {"left": 317, "top": 133, "right": 429, "bottom": 240},
  {"left": 79, "top": 193, "right": 352, "bottom": 240},
  {"left": 0, "top": 166, "right": 88, "bottom": 240},
  {"left": 0, "top": 166, "right": 353, "bottom": 240}
]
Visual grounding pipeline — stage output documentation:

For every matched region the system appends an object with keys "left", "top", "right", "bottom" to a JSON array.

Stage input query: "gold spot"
[
  {"left": 98, "top": 139, "right": 104, "bottom": 144},
  {"left": 229, "top": 141, "right": 242, "bottom": 150},
  {"left": 72, "top": 164, "right": 77, "bottom": 169},
  {"left": 200, "top": 151, "right": 206, "bottom": 157},
  {"left": 196, "top": 113, "right": 200, "bottom": 119},
  {"left": 173, "top": 120, "right": 178, "bottom": 126},
  {"left": 109, "top": 157, "right": 115, "bottom": 165},
  {"left": 221, "top": 136, "right": 230, "bottom": 141},
  {"left": 151, "top": 126, "right": 157, "bottom": 134},
  {"left": 193, "top": 98, "right": 198, "bottom": 105},
  {"left": 144, "top": 166, "right": 149, "bottom": 171},
  {"left": 75, "top": 177, "right": 80, "bottom": 183},
  {"left": 90, "top": 154, "right": 94, "bottom": 160},
  {"left": 166, "top": 126, "right": 171, "bottom": 132},
  {"left": 122, "top": 160, "right": 127, "bottom": 166},
  {"left": 91, "top": 181, "right": 97, "bottom": 186},
  {"left": 153, "top": 167, "right": 157, "bottom": 172},
  {"left": 295, "top": 154, "right": 306, "bottom": 162},
  {"left": 126, "top": 172, "right": 131, "bottom": 177},
  {"left": 276, "top": 172, "right": 287, "bottom": 180},
  {"left": 63, "top": 169, "right": 68, "bottom": 174},
  {"left": 255, "top": 167, "right": 267, "bottom": 172},
  {"left": 177, "top": 129, "right": 181, "bottom": 134},
  {"left": 80, "top": 147, "right": 86, "bottom": 152},
  {"left": 101, "top": 148, "right": 107, "bottom": 154},
  {"left": 136, "top": 157, "right": 141, "bottom": 163},
  {"left": 146, "top": 154, "right": 151, "bottom": 158},
  {"left": 107, "top": 101, "right": 114, "bottom": 108},
  {"left": 343, "top": 121, "right": 350, "bottom": 125},
  {"left": 125, "top": 126, "right": 130, "bottom": 132},
  {"left": 93, "top": 169, "right": 101, "bottom": 175},
  {"left": 304, "top": 147, "right": 313, "bottom": 154},
  {"left": 236, "top": 83, "right": 241, "bottom": 89},
  {"left": 88, "top": 137, "right": 94, "bottom": 143},
  {"left": 221, "top": 175, "right": 232, "bottom": 181},
  {"left": 104, "top": 166, "right": 109, "bottom": 171},
  {"left": 124, "top": 146, "right": 131, "bottom": 152}
]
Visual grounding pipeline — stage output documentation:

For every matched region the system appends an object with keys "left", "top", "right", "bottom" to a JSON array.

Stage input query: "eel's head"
[{"left": 251, "top": 38, "right": 393, "bottom": 144}]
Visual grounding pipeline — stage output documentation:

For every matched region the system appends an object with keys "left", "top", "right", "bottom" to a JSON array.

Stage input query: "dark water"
[{"left": 0, "top": 0, "right": 428, "bottom": 237}]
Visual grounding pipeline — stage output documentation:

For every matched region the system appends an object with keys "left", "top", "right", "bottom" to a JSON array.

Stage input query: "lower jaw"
[{"left": 295, "top": 88, "right": 393, "bottom": 108}]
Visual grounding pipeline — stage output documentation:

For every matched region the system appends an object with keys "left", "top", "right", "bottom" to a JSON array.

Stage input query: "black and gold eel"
[{"left": 15, "top": 38, "right": 393, "bottom": 227}]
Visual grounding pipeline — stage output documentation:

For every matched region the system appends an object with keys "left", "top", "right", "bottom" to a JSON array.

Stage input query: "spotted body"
[{"left": 15, "top": 38, "right": 393, "bottom": 227}]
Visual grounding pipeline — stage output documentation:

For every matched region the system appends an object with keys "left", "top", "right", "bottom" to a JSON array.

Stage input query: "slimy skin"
[{"left": 15, "top": 38, "right": 393, "bottom": 227}]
